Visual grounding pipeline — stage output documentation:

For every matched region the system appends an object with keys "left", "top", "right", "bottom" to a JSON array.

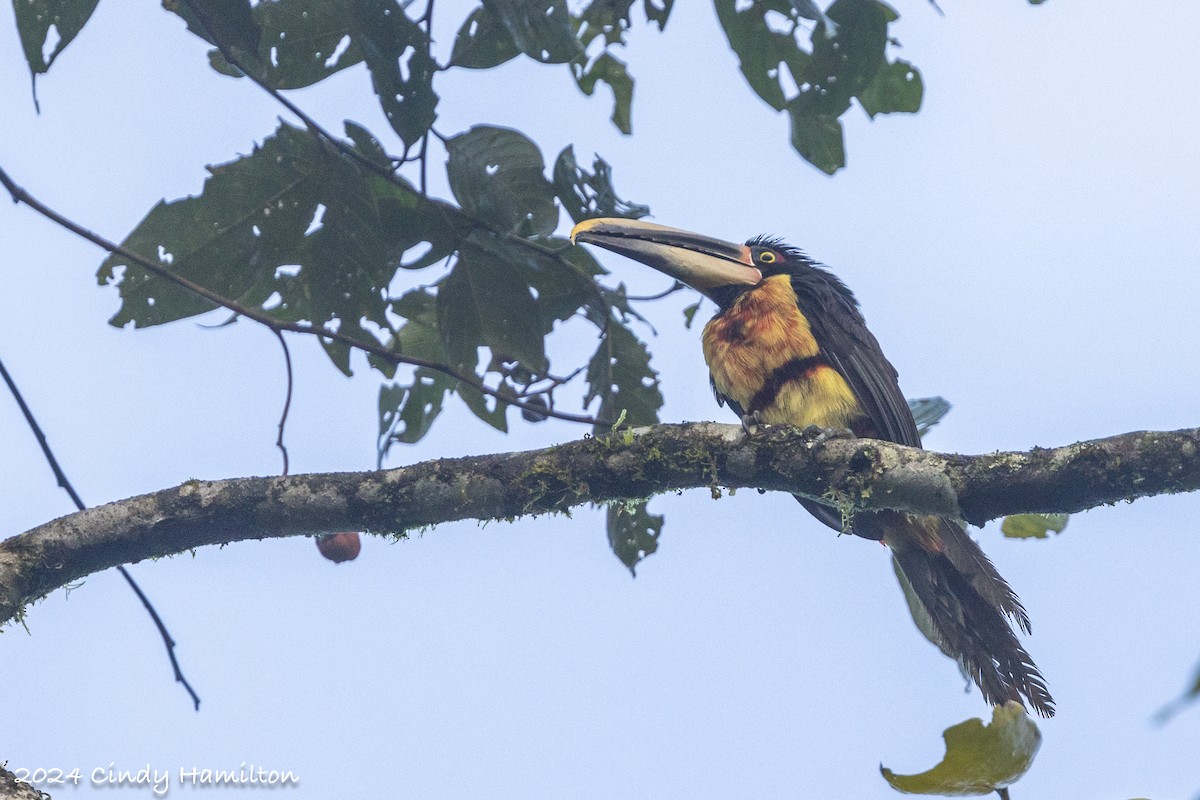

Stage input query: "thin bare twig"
[
  {"left": 273, "top": 329, "right": 293, "bottom": 476},
  {"left": 624, "top": 281, "right": 686, "bottom": 302},
  {"left": 0, "top": 353, "right": 201, "bottom": 710}
]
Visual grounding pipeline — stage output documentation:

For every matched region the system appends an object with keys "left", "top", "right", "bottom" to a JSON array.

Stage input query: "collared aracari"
[{"left": 571, "top": 218, "right": 1054, "bottom": 717}]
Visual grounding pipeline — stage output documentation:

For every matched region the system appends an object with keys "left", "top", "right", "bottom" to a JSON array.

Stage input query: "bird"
[{"left": 571, "top": 217, "right": 1054, "bottom": 717}]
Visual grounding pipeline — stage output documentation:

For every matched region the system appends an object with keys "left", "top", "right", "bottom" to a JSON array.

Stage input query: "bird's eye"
[{"left": 758, "top": 250, "right": 778, "bottom": 264}]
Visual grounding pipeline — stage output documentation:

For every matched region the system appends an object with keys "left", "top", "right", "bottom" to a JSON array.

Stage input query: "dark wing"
[{"left": 791, "top": 267, "right": 922, "bottom": 449}]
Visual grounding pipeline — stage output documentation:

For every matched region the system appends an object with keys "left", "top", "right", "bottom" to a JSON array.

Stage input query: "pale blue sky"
[{"left": 3, "top": 2, "right": 1200, "bottom": 798}]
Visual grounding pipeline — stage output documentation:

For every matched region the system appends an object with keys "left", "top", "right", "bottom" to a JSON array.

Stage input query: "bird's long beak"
[{"left": 570, "top": 218, "right": 762, "bottom": 300}]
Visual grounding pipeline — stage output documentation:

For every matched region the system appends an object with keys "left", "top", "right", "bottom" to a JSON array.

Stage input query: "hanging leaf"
[
  {"left": 1001, "top": 514, "right": 1069, "bottom": 540},
  {"left": 199, "top": 0, "right": 438, "bottom": 146},
  {"left": 860, "top": 59, "right": 924, "bottom": 117},
  {"left": 437, "top": 231, "right": 548, "bottom": 374},
  {"left": 642, "top": 0, "right": 674, "bottom": 30},
  {"left": 485, "top": 0, "right": 583, "bottom": 64},
  {"left": 449, "top": 5, "right": 521, "bottom": 69},
  {"left": 607, "top": 502, "right": 663, "bottom": 574},
  {"left": 164, "top": 0, "right": 261, "bottom": 57},
  {"left": 585, "top": 319, "right": 663, "bottom": 428},
  {"left": 447, "top": 126, "right": 559, "bottom": 236},
  {"left": 378, "top": 370, "right": 453, "bottom": 453},
  {"left": 714, "top": 0, "right": 811, "bottom": 111},
  {"left": 553, "top": 146, "right": 649, "bottom": 224},
  {"left": 881, "top": 703, "right": 1042, "bottom": 796},
  {"left": 14, "top": 0, "right": 101, "bottom": 78},
  {"left": 572, "top": 53, "right": 636, "bottom": 134},
  {"left": 787, "top": 106, "right": 845, "bottom": 175}
]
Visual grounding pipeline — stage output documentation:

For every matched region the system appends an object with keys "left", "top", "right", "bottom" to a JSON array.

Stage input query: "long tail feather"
[{"left": 892, "top": 533, "right": 1055, "bottom": 717}]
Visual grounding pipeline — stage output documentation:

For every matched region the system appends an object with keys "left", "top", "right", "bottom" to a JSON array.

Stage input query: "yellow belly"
[{"left": 702, "top": 274, "right": 860, "bottom": 429}]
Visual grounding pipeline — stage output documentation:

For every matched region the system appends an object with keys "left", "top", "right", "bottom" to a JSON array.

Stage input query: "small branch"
[
  {"left": 0, "top": 353, "right": 201, "bottom": 710},
  {"left": 4, "top": 423, "right": 1198, "bottom": 629},
  {"left": 273, "top": 329, "right": 293, "bottom": 476},
  {"left": 624, "top": 281, "right": 686, "bottom": 302},
  {"left": 0, "top": 163, "right": 602, "bottom": 428}
]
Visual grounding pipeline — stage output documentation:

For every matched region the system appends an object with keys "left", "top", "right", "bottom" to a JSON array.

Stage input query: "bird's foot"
[
  {"left": 741, "top": 411, "right": 766, "bottom": 436},
  {"left": 801, "top": 424, "right": 851, "bottom": 449}
]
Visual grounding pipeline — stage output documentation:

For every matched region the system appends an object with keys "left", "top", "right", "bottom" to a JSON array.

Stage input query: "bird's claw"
[
  {"left": 741, "top": 411, "right": 765, "bottom": 436},
  {"left": 802, "top": 424, "right": 850, "bottom": 448}
]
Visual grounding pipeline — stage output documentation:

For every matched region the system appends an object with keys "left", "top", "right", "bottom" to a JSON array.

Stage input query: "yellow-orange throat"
[{"left": 702, "top": 274, "right": 860, "bottom": 430}]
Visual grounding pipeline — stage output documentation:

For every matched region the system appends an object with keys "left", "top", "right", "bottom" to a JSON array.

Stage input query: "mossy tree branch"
[{"left": 4, "top": 422, "right": 1199, "bottom": 627}]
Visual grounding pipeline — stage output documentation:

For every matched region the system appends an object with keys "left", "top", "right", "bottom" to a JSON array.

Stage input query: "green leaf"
[
  {"left": 553, "top": 146, "right": 649, "bottom": 225},
  {"left": 908, "top": 396, "right": 951, "bottom": 438},
  {"left": 881, "top": 702, "right": 1042, "bottom": 796},
  {"left": 201, "top": 0, "right": 438, "bottom": 146},
  {"left": 437, "top": 231, "right": 548, "bottom": 374},
  {"left": 803, "top": 0, "right": 890, "bottom": 115},
  {"left": 377, "top": 370, "right": 452, "bottom": 452},
  {"left": 449, "top": 5, "right": 521, "bottom": 69},
  {"left": 607, "top": 502, "right": 662, "bottom": 574},
  {"left": 572, "top": 52, "right": 635, "bottom": 134},
  {"left": 574, "top": 0, "right": 637, "bottom": 48},
  {"left": 164, "top": 0, "right": 261, "bottom": 57},
  {"left": 860, "top": 58, "right": 923, "bottom": 117},
  {"left": 355, "top": 1, "right": 439, "bottom": 147},
  {"left": 521, "top": 237, "right": 604, "bottom": 327},
  {"left": 457, "top": 381, "right": 512, "bottom": 432},
  {"left": 98, "top": 124, "right": 323, "bottom": 327},
  {"left": 485, "top": 0, "right": 583, "bottom": 63},
  {"left": 585, "top": 319, "right": 663, "bottom": 428},
  {"left": 1001, "top": 514, "right": 1069, "bottom": 540},
  {"left": 206, "top": 0, "right": 362, "bottom": 87},
  {"left": 389, "top": 289, "right": 445, "bottom": 363},
  {"left": 714, "top": 0, "right": 811, "bottom": 111},
  {"left": 97, "top": 121, "right": 455, "bottom": 383},
  {"left": 787, "top": 105, "right": 845, "bottom": 174},
  {"left": 447, "top": 126, "right": 559, "bottom": 236},
  {"left": 642, "top": 0, "right": 673, "bottom": 30},
  {"left": 13, "top": 0, "right": 100, "bottom": 77}
]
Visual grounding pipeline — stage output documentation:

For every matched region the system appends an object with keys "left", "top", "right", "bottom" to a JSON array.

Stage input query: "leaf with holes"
[
  {"left": 608, "top": 502, "right": 662, "bottom": 573},
  {"left": 798, "top": 0, "right": 890, "bottom": 117},
  {"left": 98, "top": 123, "right": 323, "bottom": 327},
  {"left": 378, "top": 370, "right": 453, "bottom": 453},
  {"left": 714, "top": 0, "right": 811, "bottom": 111},
  {"left": 447, "top": 126, "right": 558, "bottom": 236},
  {"left": 486, "top": 0, "right": 582, "bottom": 64},
  {"left": 206, "top": 0, "right": 363, "bottom": 86},
  {"left": 199, "top": 0, "right": 437, "bottom": 146},
  {"left": 585, "top": 319, "right": 662, "bottom": 428},
  {"left": 553, "top": 146, "right": 649, "bottom": 225},
  {"left": 643, "top": 0, "right": 673, "bottom": 30},
  {"left": 14, "top": 0, "right": 101, "bottom": 78},
  {"left": 99, "top": 121, "right": 454, "bottom": 358},
  {"left": 165, "top": 0, "right": 261, "bottom": 58},
  {"left": 860, "top": 58, "right": 924, "bottom": 117},
  {"left": 449, "top": 5, "right": 521, "bottom": 69},
  {"left": 572, "top": 52, "right": 635, "bottom": 134},
  {"left": 437, "top": 231, "right": 547, "bottom": 374}
]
